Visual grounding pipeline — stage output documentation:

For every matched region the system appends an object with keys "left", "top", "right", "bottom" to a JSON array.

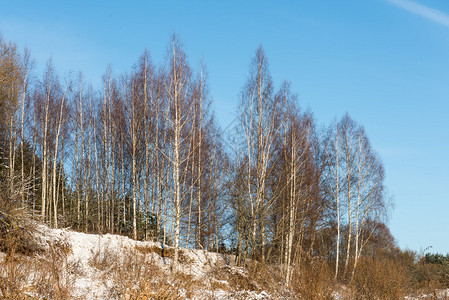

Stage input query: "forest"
[{"left": 1, "top": 34, "right": 448, "bottom": 298}]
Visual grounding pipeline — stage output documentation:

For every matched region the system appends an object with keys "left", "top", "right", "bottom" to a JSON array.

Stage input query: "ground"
[{"left": 2, "top": 225, "right": 274, "bottom": 299}]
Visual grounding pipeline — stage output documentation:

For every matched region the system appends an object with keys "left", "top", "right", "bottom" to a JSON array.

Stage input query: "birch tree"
[
  {"left": 0, "top": 39, "right": 25, "bottom": 199},
  {"left": 323, "top": 120, "right": 343, "bottom": 279},
  {"left": 19, "top": 49, "right": 33, "bottom": 206},
  {"left": 50, "top": 78, "right": 69, "bottom": 228},
  {"left": 350, "top": 127, "right": 386, "bottom": 281},
  {"left": 162, "top": 35, "right": 197, "bottom": 270},
  {"left": 237, "top": 46, "right": 280, "bottom": 262},
  {"left": 34, "top": 61, "right": 55, "bottom": 222}
]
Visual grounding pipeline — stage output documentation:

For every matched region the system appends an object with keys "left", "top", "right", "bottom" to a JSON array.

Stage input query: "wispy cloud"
[{"left": 386, "top": 0, "right": 449, "bottom": 28}]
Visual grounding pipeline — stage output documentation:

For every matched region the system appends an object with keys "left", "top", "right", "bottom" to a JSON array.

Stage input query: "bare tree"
[
  {"left": 51, "top": 77, "right": 69, "bottom": 228},
  {"left": 0, "top": 39, "right": 25, "bottom": 199},
  {"left": 350, "top": 127, "right": 387, "bottom": 281},
  {"left": 34, "top": 61, "right": 55, "bottom": 222},
  {"left": 19, "top": 49, "right": 33, "bottom": 206},
  {"left": 237, "top": 46, "right": 280, "bottom": 262},
  {"left": 162, "top": 35, "right": 198, "bottom": 270},
  {"left": 123, "top": 72, "right": 142, "bottom": 240},
  {"left": 323, "top": 119, "right": 343, "bottom": 279},
  {"left": 323, "top": 113, "right": 388, "bottom": 280}
]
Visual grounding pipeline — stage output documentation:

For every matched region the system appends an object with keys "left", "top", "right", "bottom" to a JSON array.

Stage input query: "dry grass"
[
  {"left": 90, "top": 244, "right": 205, "bottom": 299},
  {"left": 0, "top": 241, "right": 73, "bottom": 299},
  {"left": 135, "top": 244, "right": 194, "bottom": 264},
  {"left": 209, "top": 265, "right": 256, "bottom": 292},
  {"left": 1, "top": 213, "right": 425, "bottom": 300},
  {"left": 207, "top": 261, "right": 295, "bottom": 299},
  {"left": 0, "top": 196, "right": 75, "bottom": 299},
  {"left": 0, "top": 206, "right": 44, "bottom": 256}
]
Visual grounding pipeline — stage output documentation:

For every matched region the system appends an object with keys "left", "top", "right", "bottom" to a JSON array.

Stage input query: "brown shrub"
[
  {"left": 352, "top": 256, "right": 409, "bottom": 299},
  {"left": 0, "top": 207, "right": 42, "bottom": 256},
  {"left": 291, "top": 257, "right": 335, "bottom": 300}
]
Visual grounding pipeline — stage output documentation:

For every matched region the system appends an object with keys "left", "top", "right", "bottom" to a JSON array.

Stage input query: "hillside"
[
  {"left": 4, "top": 225, "right": 449, "bottom": 299},
  {"left": 1, "top": 225, "right": 279, "bottom": 299}
]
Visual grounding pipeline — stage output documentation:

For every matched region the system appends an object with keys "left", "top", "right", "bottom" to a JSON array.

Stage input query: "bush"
[
  {"left": 352, "top": 256, "right": 409, "bottom": 299},
  {"left": 411, "top": 253, "right": 449, "bottom": 291},
  {"left": 0, "top": 196, "right": 40, "bottom": 255},
  {"left": 291, "top": 257, "right": 335, "bottom": 299},
  {"left": 424, "top": 253, "right": 449, "bottom": 265}
]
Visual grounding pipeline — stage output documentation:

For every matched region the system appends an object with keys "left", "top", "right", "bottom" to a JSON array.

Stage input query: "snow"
[
  {"left": 11, "top": 225, "right": 440, "bottom": 299},
  {"left": 28, "top": 225, "right": 272, "bottom": 299},
  {"left": 405, "top": 289, "right": 449, "bottom": 299}
]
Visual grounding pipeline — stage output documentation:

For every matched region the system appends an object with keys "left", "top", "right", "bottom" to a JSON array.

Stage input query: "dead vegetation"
[
  {"left": 290, "top": 258, "right": 335, "bottom": 299},
  {"left": 352, "top": 256, "right": 410, "bottom": 299},
  {"left": 0, "top": 195, "right": 74, "bottom": 298},
  {"left": 91, "top": 244, "right": 205, "bottom": 299},
  {"left": 135, "top": 244, "right": 194, "bottom": 264},
  {"left": 0, "top": 241, "right": 73, "bottom": 299},
  {"left": 1, "top": 221, "right": 448, "bottom": 300},
  {"left": 0, "top": 202, "right": 41, "bottom": 256}
]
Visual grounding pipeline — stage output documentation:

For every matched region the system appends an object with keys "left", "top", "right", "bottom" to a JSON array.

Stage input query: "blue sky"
[{"left": 1, "top": 0, "right": 448, "bottom": 254}]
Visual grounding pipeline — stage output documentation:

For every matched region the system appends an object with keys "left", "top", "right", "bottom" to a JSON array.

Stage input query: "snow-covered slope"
[
  {"left": 32, "top": 226, "right": 272, "bottom": 299},
  {"left": 8, "top": 226, "right": 443, "bottom": 299}
]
